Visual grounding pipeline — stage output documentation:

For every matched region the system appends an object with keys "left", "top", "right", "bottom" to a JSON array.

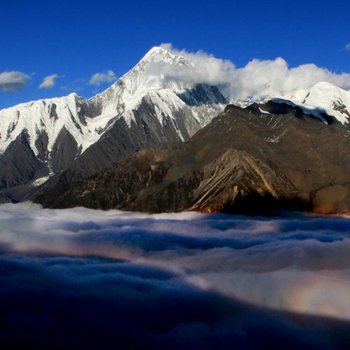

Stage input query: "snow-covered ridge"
[
  {"left": 0, "top": 92, "right": 122, "bottom": 155},
  {"left": 302, "top": 82, "right": 350, "bottom": 124},
  {"left": 271, "top": 97, "right": 329, "bottom": 123},
  {"left": 259, "top": 82, "right": 350, "bottom": 125}
]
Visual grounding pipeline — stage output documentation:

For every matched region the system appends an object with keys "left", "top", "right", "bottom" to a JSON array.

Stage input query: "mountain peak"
[
  {"left": 310, "top": 81, "right": 344, "bottom": 93},
  {"left": 92, "top": 45, "right": 194, "bottom": 112},
  {"left": 144, "top": 46, "right": 170, "bottom": 57},
  {"left": 138, "top": 45, "right": 190, "bottom": 67},
  {"left": 303, "top": 81, "right": 350, "bottom": 124}
]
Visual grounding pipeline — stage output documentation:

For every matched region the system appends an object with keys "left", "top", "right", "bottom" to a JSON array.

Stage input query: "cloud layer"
[
  {"left": 1, "top": 203, "right": 350, "bottom": 348},
  {"left": 157, "top": 44, "right": 350, "bottom": 101},
  {"left": 0, "top": 71, "right": 30, "bottom": 92},
  {"left": 39, "top": 73, "right": 59, "bottom": 89},
  {"left": 89, "top": 69, "right": 116, "bottom": 86}
]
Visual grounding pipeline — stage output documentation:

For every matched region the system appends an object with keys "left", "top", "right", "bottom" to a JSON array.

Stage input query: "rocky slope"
[{"left": 35, "top": 101, "right": 350, "bottom": 215}]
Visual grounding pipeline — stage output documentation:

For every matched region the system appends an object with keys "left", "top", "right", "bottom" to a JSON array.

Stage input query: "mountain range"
[
  {"left": 0, "top": 47, "right": 226, "bottom": 199},
  {"left": 1, "top": 46, "right": 350, "bottom": 214}
]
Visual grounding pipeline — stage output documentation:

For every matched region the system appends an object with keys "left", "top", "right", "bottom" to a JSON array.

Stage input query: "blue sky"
[{"left": 1, "top": 0, "right": 349, "bottom": 108}]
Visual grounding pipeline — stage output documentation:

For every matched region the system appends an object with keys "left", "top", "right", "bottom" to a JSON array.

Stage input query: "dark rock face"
[
  {"left": 35, "top": 102, "right": 350, "bottom": 215},
  {"left": 58, "top": 104, "right": 198, "bottom": 185},
  {"left": 177, "top": 84, "right": 227, "bottom": 106},
  {"left": 0, "top": 131, "right": 48, "bottom": 189},
  {"left": 50, "top": 127, "right": 79, "bottom": 174}
]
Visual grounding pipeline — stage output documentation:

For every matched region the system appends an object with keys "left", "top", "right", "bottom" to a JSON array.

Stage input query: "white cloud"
[
  {"left": 154, "top": 43, "right": 236, "bottom": 88},
  {"left": 156, "top": 43, "right": 350, "bottom": 102},
  {"left": 39, "top": 74, "right": 59, "bottom": 89},
  {"left": 230, "top": 58, "right": 350, "bottom": 101},
  {"left": 346, "top": 43, "right": 350, "bottom": 51},
  {"left": 89, "top": 70, "right": 116, "bottom": 86},
  {"left": 0, "top": 71, "right": 30, "bottom": 92}
]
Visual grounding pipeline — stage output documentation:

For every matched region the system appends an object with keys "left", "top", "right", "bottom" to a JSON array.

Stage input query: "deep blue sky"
[{"left": 1, "top": 0, "right": 349, "bottom": 108}]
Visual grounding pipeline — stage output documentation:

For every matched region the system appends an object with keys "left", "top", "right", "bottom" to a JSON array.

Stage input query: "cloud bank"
[
  {"left": 1, "top": 203, "right": 350, "bottom": 349},
  {"left": 0, "top": 71, "right": 30, "bottom": 92},
  {"left": 89, "top": 69, "right": 116, "bottom": 86},
  {"left": 156, "top": 43, "right": 350, "bottom": 101},
  {"left": 1, "top": 203, "right": 350, "bottom": 322},
  {"left": 39, "top": 73, "right": 59, "bottom": 89}
]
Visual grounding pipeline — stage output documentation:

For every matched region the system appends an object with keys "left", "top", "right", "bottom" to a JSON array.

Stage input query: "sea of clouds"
[{"left": 1, "top": 203, "right": 350, "bottom": 349}]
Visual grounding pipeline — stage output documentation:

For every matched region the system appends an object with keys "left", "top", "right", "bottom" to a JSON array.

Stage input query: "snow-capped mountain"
[
  {"left": 0, "top": 46, "right": 224, "bottom": 158},
  {"left": 88, "top": 46, "right": 225, "bottom": 134},
  {"left": 0, "top": 46, "right": 227, "bottom": 196},
  {"left": 1, "top": 45, "right": 350, "bottom": 203},
  {"left": 268, "top": 82, "right": 350, "bottom": 125},
  {"left": 0, "top": 93, "right": 96, "bottom": 156},
  {"left": 302, "top": 81, "right": 350, "bottom": 124},
  {"left": 237, "top": 81, "right": 350, "bottom": 125}
]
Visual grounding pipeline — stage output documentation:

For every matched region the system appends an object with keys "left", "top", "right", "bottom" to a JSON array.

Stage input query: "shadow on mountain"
[{"left": 221, "top": 192, "right": 313, "bottom": 216}]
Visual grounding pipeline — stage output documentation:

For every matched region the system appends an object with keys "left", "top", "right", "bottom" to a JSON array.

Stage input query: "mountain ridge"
[{"left": 35, "top": 101, "right": 350, "bottom": 215}]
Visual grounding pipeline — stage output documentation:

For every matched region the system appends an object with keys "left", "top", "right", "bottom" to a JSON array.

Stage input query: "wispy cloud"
[
  {"left": 346, "top": 43, "right": 350, "bottom": 51},
  {"left": 156, "top": 43, "right": 350, "bottom": 101},
  {"left": 39, "top": 74, "right": 59, "bottom": 89},
  {"left": 89, "top": 70, "right": 116, "bottom": 86},
  {"left": 0, "top": 71, "right": 30, "bottom": 92}
]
